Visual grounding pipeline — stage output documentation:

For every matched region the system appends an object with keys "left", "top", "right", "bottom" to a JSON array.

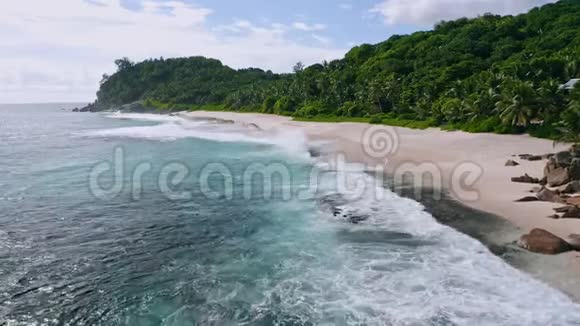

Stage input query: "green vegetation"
[{"left": 96, "top": 0, "right": 580, "bottom": 140}]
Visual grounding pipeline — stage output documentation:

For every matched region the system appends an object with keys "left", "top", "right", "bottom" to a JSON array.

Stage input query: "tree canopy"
[{"left": 96, "top": 0, "right": 580, "bottom": 139}]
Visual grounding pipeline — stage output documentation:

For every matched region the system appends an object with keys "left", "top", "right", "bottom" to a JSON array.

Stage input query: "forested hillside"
[{"left": 96, "top": 0, "right": 580, "bottom": 139}]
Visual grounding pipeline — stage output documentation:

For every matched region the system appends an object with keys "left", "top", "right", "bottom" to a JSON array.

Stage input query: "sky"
[{"left": 0, "top": 0, "right": 557, "bottom": 103}]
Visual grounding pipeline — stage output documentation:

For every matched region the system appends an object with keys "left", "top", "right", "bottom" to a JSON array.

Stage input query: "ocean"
[{"left": 1, "top": 103, "right": 580, "bottom": 325}]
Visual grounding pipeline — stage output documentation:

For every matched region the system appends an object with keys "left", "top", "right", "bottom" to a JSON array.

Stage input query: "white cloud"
[
  {"left": 312, "top": 34, "right": 332, "bottom": 45},
  {"left": 371, "top": 0, "right": 557, "bottom": 26},
  {"left": 0, "top": 0, "right": 345, "bottom": 103},
  {"left": 292, "top": 22, "right": 327, "bottom": 31}
]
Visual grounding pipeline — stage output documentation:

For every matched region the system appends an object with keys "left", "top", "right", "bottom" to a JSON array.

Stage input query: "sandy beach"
[{"left": 183, "top": 110, "right": 580, "bottom": 299}]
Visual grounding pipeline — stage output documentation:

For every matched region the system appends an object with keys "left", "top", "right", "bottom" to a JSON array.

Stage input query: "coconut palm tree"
[
  {"left": 537, "top": 79, "right": 564, "bottom": 122},
  {"left": 558, "top": 100, "right": 580, "bottom": 143},
  {"left": 464, "top": 87, "right": 499, "bottom": 122},
  {"left": 495, "top": 80, "right": 538, "bottom": 127}
]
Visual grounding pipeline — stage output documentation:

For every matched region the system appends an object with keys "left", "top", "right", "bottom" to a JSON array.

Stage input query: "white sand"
[{"left": 183, "top": 111, "right": 580, "bottom": 289}]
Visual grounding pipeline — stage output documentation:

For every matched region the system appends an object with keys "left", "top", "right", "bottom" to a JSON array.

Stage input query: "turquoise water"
[{"left": 2, "top": 104, "right": 580, "bottom": 325}]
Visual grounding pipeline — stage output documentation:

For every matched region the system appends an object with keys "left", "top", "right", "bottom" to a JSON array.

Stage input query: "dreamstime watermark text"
[{"left": 88, "top": 126, "right": 483, "bottom": 203}]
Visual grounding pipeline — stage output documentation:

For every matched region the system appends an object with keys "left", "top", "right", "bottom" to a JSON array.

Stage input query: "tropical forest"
[{"left": 95, "top": 0, "right": 580, "bottom": 140}]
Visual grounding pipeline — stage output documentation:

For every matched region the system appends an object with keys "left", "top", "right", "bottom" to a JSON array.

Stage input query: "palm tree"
[
  {"left": 465, "top": 87, "right": 499, "bottom": 122},
  {"left": 537, "top": 79, "right": 564, "bottom": 122},
  {"left": 564, "top": 55, "right": 580, "bottom": 80},
  {"left": 366, "top": 77, "right": 397, "bottom": 113},
  {"left": 497, "top": 95, "right": 533, "bottom": 127},
  {"left": 495, "top": 80, "right": 538, "bottom": 127},
  {"left": 558, "top": 100, "right": 580, "bottom": 143}
]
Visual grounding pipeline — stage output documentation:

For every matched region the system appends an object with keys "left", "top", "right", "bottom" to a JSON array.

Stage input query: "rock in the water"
[
  {"left": 79, "top": 102, "right": 99, "bottom": 112},
  {"left": 72, "top": 107, "right": 79, "bottom": 112},
  {"left": 537, "top": 187, "right": 564, "bottom": 203},
  {"left": 308, "top": 148, "right": 322, "bottom": 158},
  {"left": 348, "top": 215, "right": 369, "bottom": 224},
  {"left": 505, "top": 159, "right": 520, "bottom": 167},
  {"left": 547, "top": 214, "right": 561, "bottom": 219},
  {"left": 517, "top": 229, "right": 572, "bottom": 255},
  {"left": 546, "top": 167, "right": 570, "bottom": 187},
  {"left": 515, "top": 196, "right": 540, "bottom": 202},
  {"left": 511, "top": 174, "right": 540, "bottom": 184},
  {"left": 569, "top": 158, "right": 580, "bottom": 181},
  {"left": 554, "top": 151, "right": 573, "bottom": 167}
]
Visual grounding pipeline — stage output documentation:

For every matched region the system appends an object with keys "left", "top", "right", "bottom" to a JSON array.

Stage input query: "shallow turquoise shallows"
[{"left": 1, "top": 104, "right": 580, "bottom": 325}]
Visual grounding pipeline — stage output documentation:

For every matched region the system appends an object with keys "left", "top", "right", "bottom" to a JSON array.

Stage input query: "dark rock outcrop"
[
  {"left": 554, "top": 151, "right": 573, "bottom": 167},
  {"left": 546, "top": 167, "right": 570, "bottom": 187},
  {"left": 516, "top": 196, "right": 540, "bottom": 203},
  {"left": 552, "top": 205, "right": 580, "bottom": 219},
  {"left": 541, "top": 148, "right": 580, "bottom": 191},
  {"left": 505, "top": 160, "right": 520, "bottom": 167},
  {"left": 519, "top": 154, "right": 543, "bottom": 161},
  {"left": 539, "top": 176, "right": 548, "bottom": 186},
  {"left": 544, "top": 157, "right": 557, "bottom": 177},
  {"left": 515, "top": 196, "right": 540, "bottom": 202},
  {"left": 511, "top": 174, "right": 540, "bottom": 184},
  {"left": 569, "top": 159, "right": 580, "bottom": 181},
  {"left": 517, "top": 229, "right": 572, "bottom": 255},
  {"left": 542, "top": 153, "right": 555, "bottom": 160},
  {"left": 570, "top": 145, "right": 580, "bottom": 158},
  {"left": 536, "top": 187, "right": 564, "bottom": 203},
  {"left": 554, "top": 206, "right": 572, "bottom": 213},
  {"left": 78, "top": 102, "right": 100, "bottom": 112},
  {"left": 529, "top": 186, "right": 542, "bottom": 193},
  {"left": 557, "top": 181, "right": 580, "bottom": 194},
  {"left": 562, "top": 206, "right": 580, "bottom": 219},
  {"left": 567, "top": 197, "right": 580, "bottom": 207},
  {"left": 567, "top": 234, "right": 580, "bottom": 251}
]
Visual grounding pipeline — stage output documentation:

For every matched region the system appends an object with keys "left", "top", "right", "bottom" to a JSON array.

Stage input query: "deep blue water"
[{"left": 1, "top": 104, "right": 580, "bottom": 326}]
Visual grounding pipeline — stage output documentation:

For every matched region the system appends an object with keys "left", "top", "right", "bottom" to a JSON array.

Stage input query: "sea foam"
[
  {"left": 293, "top": 167, "right": 580, "bottom": 325},
  {"left": 81, "top": 112, "right": 580, "bottom": 325},
  {"left": 85, "top": 113, "right": 310, "bottom": 157}
]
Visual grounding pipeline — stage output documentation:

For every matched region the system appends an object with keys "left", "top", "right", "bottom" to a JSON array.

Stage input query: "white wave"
[
  {"left": 85, "top": 114, "right": 311, "bottom": 156},
  {"left": 103, "top": 112, "right": 185, "bottom": 123},
  {"left": 294, "top": 168, "right": 580, "bottom": 325}
]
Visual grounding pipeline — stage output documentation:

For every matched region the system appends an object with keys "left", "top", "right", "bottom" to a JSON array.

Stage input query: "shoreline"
[{"left": 182, "top": 110, "right": 580, "bottom": 300}]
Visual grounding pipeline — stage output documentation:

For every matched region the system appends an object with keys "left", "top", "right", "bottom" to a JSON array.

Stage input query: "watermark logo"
[
  {"left": 362, "top": 125, "right": 399, "bottom": 161},
  {"left": 87, "top": 126, "right": 482, "bottom": 204}
]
